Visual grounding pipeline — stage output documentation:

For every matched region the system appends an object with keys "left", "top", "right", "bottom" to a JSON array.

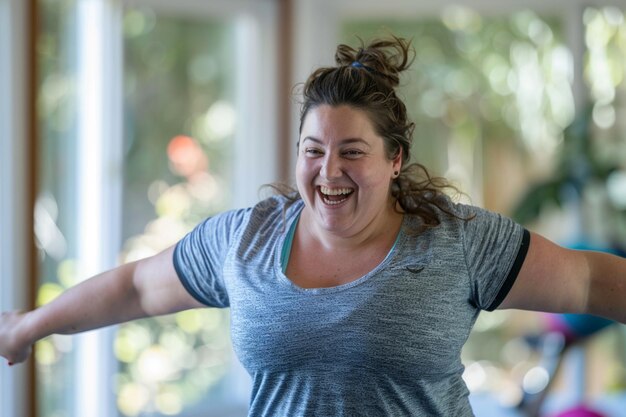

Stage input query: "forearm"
[
  {"left": 584, "top": 251, "right": 626, "bottom": 323},
  {"left": 20, "top": 262, "right": 148, "bottom": 346},
  {"left": 2, "top": 246, "right": 200, "bottom": 364}
]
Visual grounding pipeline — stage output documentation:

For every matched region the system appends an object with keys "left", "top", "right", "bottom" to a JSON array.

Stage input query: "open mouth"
[{"left": 318, "top": 185, "right": 354, "bottom": 205}]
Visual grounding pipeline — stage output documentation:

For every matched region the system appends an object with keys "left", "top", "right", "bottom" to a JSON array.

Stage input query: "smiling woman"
[
  {"left": 296, "top": 105, "right": 402, "bottom": 237},
  {"left": 172, "top": 36, "right": 626, "bottom": 417},
  {"left": 295, "top": 38, "right": 464, "bottom": 231},
  {"left": 3, "top": 33, "right": 626, "bottom": 417},
  {"left": 290, "top": 105, "right": 404, "bottom": 287}
]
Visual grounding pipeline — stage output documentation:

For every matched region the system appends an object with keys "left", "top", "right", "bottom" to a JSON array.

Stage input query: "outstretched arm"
[
  {"left": 0, "top": 245, "right": 204, "bottom": 365},
  {"left": 499, "top": 232, "right": 626, "bottom": 323}
]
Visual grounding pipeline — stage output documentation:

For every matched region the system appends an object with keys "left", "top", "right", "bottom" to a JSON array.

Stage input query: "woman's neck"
[{"left": 298, "top": 204, "right": 404, "bottom": 252}]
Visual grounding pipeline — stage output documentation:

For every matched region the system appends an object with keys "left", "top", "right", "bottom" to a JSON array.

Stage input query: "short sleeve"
[
  {"left": 173, "top": 209, "right": 250, "bottom": 308},
  {"left": 458, "top": 204, "right": 530, "bottom": 311}
]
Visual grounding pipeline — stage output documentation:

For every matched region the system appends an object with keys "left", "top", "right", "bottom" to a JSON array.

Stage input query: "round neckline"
[{"left": 274, "top": 200, "right": 407, "bottom": 295}]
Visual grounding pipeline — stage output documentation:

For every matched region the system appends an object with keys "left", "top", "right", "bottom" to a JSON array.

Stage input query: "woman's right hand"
[{"left": 0, "top": 311, "right": 33, "bottom": 365}]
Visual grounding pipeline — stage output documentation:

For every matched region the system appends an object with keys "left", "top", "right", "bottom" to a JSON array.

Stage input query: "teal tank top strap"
[{"left": 281, "top": 212, "right": 300, "bottom": 272}]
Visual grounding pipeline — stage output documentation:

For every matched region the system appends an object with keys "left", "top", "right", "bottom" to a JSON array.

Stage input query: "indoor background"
[{"left": 1, "top": 0, "right": 626, "bottom": 416}]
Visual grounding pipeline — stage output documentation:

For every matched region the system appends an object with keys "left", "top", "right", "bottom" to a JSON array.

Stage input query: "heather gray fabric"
[{"left": 173, "top": 195, "right": 528, "bottom": 416}]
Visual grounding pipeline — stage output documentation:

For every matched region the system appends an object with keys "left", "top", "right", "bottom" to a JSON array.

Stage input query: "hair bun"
[{"left": 335, "top": 36, "right": 414, "bottom": 87}]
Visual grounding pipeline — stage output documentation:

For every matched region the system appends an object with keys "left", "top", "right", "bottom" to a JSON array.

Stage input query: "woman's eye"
[
  {"left": 343, "top": 150, "right": 364, "bottom": 158},
  {"left": 304, "top": 148, "right": 322, "bottom": 156}
]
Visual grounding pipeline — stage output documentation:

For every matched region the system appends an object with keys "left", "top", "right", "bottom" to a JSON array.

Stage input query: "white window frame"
[
  {"left": 0, "top": 1, "right": 30, "bottom": 417},
  {"left": 72, "top": 2, "right": 124, "bottom": 416}
]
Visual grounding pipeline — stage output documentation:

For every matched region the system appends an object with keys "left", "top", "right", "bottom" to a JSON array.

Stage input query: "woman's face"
[{"left": 296, "top": 104, "right": 402, "bottom": 237}]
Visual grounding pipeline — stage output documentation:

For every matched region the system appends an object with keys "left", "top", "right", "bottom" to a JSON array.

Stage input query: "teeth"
[
  {"left": 320, "top": 186, "right": 353, "bottom": 196},
  {"left": 323, "top": 198, "right": 345, "bottom": 205}
]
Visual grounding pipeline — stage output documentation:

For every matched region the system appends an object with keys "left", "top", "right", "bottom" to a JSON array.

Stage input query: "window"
[{"left": 35, "top": 0, "right": 277, "bottom": 416}]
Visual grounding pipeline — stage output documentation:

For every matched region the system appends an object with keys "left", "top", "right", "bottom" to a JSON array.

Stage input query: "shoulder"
[
  {"left": 432, "top": 195, "right": 479, "bottom": 220},
  {"left": 190, "top": 194, "right": 299, "bottom": 239},
  {"left": 438, "top": 200, "right": 525, "bottom": 265},
  {"left": 180, "top": 195, "right": 302, "bottom": 259},
  {"left": 405, "top": 196, "right": 521, "bottom": 243},
  {"left": 432, "top": 196, "right": 511, "bottom": 228},
  {"left": 216, "top": 194, "right": 300, "bottom": 222},
  {"left": 251, "top": 193, "right": 300, "bottom": 214},
  {"left": 248, "top": 193, "right": 302, "bottom": 225},
  {"left": 224, "top": 194, "right": 303, "bottom": 244},
  {"left": 408, "top": 194, "right": 476, "bottom": 232}
]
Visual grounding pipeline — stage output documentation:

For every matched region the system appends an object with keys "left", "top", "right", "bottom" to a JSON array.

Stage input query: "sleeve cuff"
[{"left": 485, "top": 228, "right": 530, "bottom": 311}]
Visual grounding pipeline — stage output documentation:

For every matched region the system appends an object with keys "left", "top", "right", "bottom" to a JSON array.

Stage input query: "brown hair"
[{"left": 278, "top": 36, "right": 463, "bottom": 228}]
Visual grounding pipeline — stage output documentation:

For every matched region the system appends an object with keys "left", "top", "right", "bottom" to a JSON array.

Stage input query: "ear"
[{"left": 391, "top": 148, "right": 403, "bottom": 176}]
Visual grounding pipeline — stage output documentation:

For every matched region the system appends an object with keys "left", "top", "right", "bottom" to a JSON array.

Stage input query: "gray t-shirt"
[{"left": 173, "top": 195, "right": 529, "bottom": 416}]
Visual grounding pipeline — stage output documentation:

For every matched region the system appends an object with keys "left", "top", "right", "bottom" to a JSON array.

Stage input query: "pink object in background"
[{"left": 551, "top": 404, "right": 607, "bottom": 417}]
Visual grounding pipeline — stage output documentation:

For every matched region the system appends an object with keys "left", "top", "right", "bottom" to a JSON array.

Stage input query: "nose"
[{"left": 320, "top": 153, "right": 342, "bottom": 180}]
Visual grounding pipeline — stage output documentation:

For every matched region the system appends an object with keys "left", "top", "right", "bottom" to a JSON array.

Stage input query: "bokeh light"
[
  {"left": 201, "top": 100, "right": 236, "bottom": 142},
  {"left": 167, "top": 135, "right": 207, "bottom": 177}
]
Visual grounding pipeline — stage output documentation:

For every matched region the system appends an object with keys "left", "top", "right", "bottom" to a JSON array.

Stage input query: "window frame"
[{"left": 0, "top": 0, "right": 33, "bottom": 417}]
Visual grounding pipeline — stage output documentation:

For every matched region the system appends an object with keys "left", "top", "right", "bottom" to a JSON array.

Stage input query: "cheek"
[
  {"left": 295, "top": 157, "right": 305, "bottom": 178},
  {"left": 355, "top": 170, "right": 394, "bottom": 198},
  {"left": 295, "top": 158, "right": 314, "bottom": 188},
  {"left": 359, "top": 166, "right": 392, "bottom": 186}
]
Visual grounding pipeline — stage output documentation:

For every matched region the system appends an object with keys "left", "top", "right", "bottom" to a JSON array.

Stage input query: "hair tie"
[{"left": 351, "top": 61, "right": 378, "bottom": 75}]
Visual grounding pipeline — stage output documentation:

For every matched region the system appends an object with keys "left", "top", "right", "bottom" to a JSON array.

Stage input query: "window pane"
[
  {"left": 37, "top": 0, "right": 80, "bottom": 415},
  {"left": 584, "top": 6, "right": 626, "bottom": 244},
  {"left": 117, "top": 7, "right": 244, "bottom": 417}
]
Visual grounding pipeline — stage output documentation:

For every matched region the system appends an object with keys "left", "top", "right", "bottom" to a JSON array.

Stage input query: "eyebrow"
[{"left": 302, "top": 136, "right": 371, "bottom": 147}]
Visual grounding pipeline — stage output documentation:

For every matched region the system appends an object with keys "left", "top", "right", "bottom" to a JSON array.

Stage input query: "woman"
[{"left": 1, "top": 36, "right": 625, "bottom": 416}]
